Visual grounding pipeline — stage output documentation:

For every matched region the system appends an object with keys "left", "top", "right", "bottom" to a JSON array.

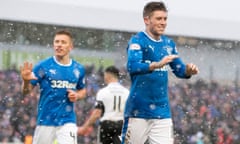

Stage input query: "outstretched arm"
[
  {"left": 20, "top": 62, "right": 37, "bottom": 95},
  {"left": 77, "top": 109, "right": 102, "bottom": 136}
]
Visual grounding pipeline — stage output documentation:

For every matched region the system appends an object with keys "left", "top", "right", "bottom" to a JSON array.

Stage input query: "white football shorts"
[
  {"left": 32, "top": 123, "right": 77, "bottom": 144},
  {"left": 121, "top": 118, "right": 173, "bottom": 144}
]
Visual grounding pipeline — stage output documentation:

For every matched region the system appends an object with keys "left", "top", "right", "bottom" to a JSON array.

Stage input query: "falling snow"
[{"left": 0, "top": 20, "right": 240, "bottom": 144}]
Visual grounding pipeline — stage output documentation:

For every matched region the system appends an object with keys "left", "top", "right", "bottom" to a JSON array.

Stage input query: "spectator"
[{"left": 0, "top": 66, "right": 240, "bottom": 143}]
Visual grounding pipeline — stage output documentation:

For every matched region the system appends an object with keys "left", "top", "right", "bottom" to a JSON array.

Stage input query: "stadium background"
[{"left": 0, "top": 0, "right": 240, "bottom": 143}]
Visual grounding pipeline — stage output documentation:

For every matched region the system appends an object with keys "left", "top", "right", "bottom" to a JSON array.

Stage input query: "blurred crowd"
[
  {"left": 0, "top": 66, "right": 239, "bottom": 144},
  {"left": 170, "top": 80, "right": 240, "bottom": 144}
]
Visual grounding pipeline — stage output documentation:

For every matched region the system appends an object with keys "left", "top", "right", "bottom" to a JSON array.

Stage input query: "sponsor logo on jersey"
[
  {"left": 144, "top": 60, "right": 151, "bottom": 64},
  {"left": 154, "top": 65, "right": 168, "bottom": 71},
  {"left": 129, "top": 44, "right": 141, "bottom": 50},
  {"left": 144, "top": 60, "right": 168, "bottom": 71},
  {"left": 51, "top": 80, "right": 76, "bottom": 89}
]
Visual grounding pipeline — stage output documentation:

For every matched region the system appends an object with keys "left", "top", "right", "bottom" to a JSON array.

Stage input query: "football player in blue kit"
[
  {"left": 121, "top": 1, "right": 199, "bottom": 144},
  {"left": 20, "top": 30, "right": 86, "bottom": 144}
]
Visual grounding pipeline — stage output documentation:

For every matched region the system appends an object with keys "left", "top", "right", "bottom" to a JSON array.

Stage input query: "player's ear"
[
  {"left": 69, "top": 43, "right": 74, "bottom": 50},
  {"left": 144, "top": 16, "right": 150, "bottom": 25}
]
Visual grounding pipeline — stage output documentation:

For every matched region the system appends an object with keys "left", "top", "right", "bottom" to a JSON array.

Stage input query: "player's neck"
[
  {"left": 54, "top": 55, "right": 71, "bottom": 65},
  {"left": 145, "top": 30, "right": 161, "bottom": 41},
  {"left": 106, "top": 78, "right": 118, "bottom": 85}
]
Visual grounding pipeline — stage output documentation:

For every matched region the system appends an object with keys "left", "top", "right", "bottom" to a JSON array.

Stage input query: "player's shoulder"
[
  {"left": 98, "top": 85, "right": 109, "bottom": 93},
  {"left": 161, "top": 35, "right": 175, "bottom": 45},
  {"left": 35, "top": 56, "right": 53, "bottom": 67},
  {"left": 41, "top": 56, "right": 53, "bottom": 63},
  {"left": 122, "top": 86, "right": 130, "bottom": 94},
  {"left": 72, "top": 59, "right": 82, "bottom": 65},
  {"left": 96, "top": 86, "right": 109, "bottom": 98},
  {"left": 72, "top": 59, "right": 85, "bottom": 70},
  {"left": 112, "top": 83, "right": 130, "bottom": 95},
  {"left": 118, "top": 83, "right": 129, "bottom": 91},
  {"left": 128, "top": 32, "right": 146, "bottom": 50},
  {"left": 130, "top": 31, "right": 145, "bottom": 41}
]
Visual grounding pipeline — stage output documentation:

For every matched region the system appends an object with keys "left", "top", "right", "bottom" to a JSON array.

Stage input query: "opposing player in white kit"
[
  {"left": 121, "top": 1, "right": 199, "bottom": 144},
  {"left": 78, "top": 66, "right": 129, "bottom": 144},
  {"left": 20, "top": 30, "right": 86, "bottom": 144}
]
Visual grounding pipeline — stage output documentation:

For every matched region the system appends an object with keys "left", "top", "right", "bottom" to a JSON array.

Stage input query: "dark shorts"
[{"left": 99, "top": 120, "right": 123, "bottom": 144}]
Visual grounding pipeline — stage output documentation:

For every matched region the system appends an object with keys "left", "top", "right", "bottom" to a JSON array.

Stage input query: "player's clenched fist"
[
  {"left": 67, "top": 89, "right": 79, "bottom": 102},
  {"left": 186, "top": 63, "right": 199, "bottom": 76}
]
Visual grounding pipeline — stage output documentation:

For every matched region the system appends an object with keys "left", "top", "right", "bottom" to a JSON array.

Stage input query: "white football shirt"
[{"left": 96, "top": 82, "right": 129, "bottom": 121}]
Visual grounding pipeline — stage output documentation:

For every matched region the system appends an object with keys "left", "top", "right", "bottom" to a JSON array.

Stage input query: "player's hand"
[
  {"left": 20, "top": 62, "right": 37, "bottom": 81},
  {"left": 77, "top": 126, "right": 89, "bottom": 136},
  {"left": 77, "top": 126, "right": 93, "bottom": 136},
  {"left": 186, "top": 63, "right": 199, "bottom": 76},
  {"left": 150, "top": 55, "right": 179, "bottom": 70},
  {"left": 161, "top": 55, "right": 179, "bottom": 65},
  {"left": 67, "top": 89, "right": 79, "bottom": 102}
]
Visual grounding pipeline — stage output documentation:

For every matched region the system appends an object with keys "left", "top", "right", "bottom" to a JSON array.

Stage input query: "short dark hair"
[
  {"left": 105, "top": 66, "right": 120, "bottom": 78},
  {"left": 143, "top": 1, "right": 168, "bottom": 18},
  {"left": 55, "top": 29, "right": 73, "bottom": 40}
]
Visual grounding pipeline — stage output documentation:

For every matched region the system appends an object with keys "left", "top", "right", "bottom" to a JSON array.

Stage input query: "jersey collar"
[
  {"left": 143, "top": 31, "right": 162, "bottom": 42},
  {"left": 53, "top": 56, "right": 72, "bottom": 67}
]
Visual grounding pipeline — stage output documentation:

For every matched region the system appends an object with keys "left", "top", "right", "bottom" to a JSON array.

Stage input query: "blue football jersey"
[
  {"left": 124, "top": 31, "right": 190, "bottom": 119},
  {"left": 31, "top": 56, "right": 85, "bottom": 126}
]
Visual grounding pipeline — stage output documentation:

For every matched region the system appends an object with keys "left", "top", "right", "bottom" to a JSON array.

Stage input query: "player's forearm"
[
  {"left": 76, "top": 88, "right": 87, "bottom": 100},
  {"left": 21, "top": 80, "right": 33, "bottom": 95},
  {"left": 149, "top": 61, "right": 164, "bottom": 71},
  {"left": 84, "top": 117, "right": 97, "bottom": 127},
  {"left": 127, "top": 61, "right": 151, "bottom": 74},
  {"left": 84, "top": 109, "right": 101, "bottom": 127}
]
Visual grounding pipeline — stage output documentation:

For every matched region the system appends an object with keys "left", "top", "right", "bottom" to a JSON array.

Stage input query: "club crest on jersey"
[
  {"left": 129, "top": 44, "right": 140, "bottom": 50},
  {"left": 74, "top": 69, "right": 80, "bottom": 79},
  {"left": 164, "top": 46, "right": 173, "bottom": 55}
]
